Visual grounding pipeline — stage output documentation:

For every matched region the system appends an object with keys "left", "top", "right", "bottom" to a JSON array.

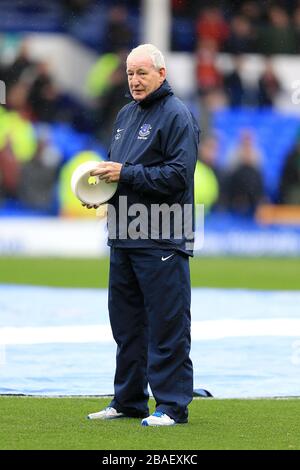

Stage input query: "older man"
[{"left": 87, "top": 44, "right": 200, "bottom": 426}]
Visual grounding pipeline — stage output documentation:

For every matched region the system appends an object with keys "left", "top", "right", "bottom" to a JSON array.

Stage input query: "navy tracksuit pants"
[{"left": 108, "top": 247, "right": 193, "bottom": 423}]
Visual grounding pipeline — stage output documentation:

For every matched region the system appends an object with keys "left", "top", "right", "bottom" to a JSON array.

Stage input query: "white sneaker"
[
  {"left": 87, "top": 406, "right": 125, "bottom": 420},
  {"left": 141, "top": 411, "right": 176, "bottom": 426}
]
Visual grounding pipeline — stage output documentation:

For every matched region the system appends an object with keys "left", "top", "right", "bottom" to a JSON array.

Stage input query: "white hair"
[{"left": 127, "top": 44, "right": 166, "bottom": 70}]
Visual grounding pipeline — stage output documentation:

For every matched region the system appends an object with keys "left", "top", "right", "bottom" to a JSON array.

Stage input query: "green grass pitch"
[
  {"left": 0, "top": 256, "right": 300, "bottom": 289},
  {"left": 0, "top": 397, "right": 300, "bottom": 450},
  {"left": 1, "top": 255, "right": 300, "bottom": 449}
]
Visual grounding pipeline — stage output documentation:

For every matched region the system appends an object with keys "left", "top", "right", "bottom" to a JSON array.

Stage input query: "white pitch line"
[
  {"left": 192, "top": 319, "right": 300, "bottom": 340},
  {"left": 1, "top": 319, "right": 300, "bottom": 345},
  {"left": 0, "top": 325, "right": 113, "bottom": 345}
]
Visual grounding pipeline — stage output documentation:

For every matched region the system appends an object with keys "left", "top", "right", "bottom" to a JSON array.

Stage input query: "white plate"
[{"left": 71, "top": 161, "right": 117, "bottom": 205}]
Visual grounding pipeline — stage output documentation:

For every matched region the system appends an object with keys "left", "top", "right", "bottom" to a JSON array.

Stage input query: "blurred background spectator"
[
  {"left": 0, "top": 136, "right": 20, "bottom": 203},
  {"left": 195, "top": 134, "right": 228, "bottom": 214},
  {"left": 224, "top": 55, "right": 247, "bottom": 107},
  {"left": 224, "top": 15, "right": 256, "bottom": 54},
  {"left": 28, "top": 62, "right": 61, "bottom": 122},
  {"left": 256, "top": 5, "right": 297, "bottom": 55},
  {"left": 87, "top": 49, "right": 129, "bottom": 148},
  {"left": 257, "top": 57, "right": 281, "bottom": 107},
  {"left": 196, "top": 6, "right": 230, "bottom": 51},
  {"left": 279, "top": 134, "right": 300, "bottom": 204},
  {"left": 17, "top": 128, "right": 62, "bottom": 212},
  {"left": 104, "top": 4, "right": 134, "bottom": 53},
  {"left": 224, "top": 129, "right": 265, "bottom": 216},
  {"left": 196, "top": 39, "right": 223, "bottom": 96},
  {"left": 1, "top": 0, "right": 300, "bottom": 222}
]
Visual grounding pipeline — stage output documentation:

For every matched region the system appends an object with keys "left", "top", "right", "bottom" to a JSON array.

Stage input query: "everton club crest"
[{"left": 138, "top": 123, "right": 152, "bottom": 140}]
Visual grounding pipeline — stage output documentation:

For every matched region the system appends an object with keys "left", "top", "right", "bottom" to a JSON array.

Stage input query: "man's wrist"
[{"left": 120, "top": 164, "right": 134, "bottom": 183}]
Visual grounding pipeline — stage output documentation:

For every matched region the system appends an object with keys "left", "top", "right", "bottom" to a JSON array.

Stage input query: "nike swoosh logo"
[
  {"left": 117, "top": 128, "right": 124, "bottom": 133},
  {"left": 161, "top": 254, "right": 175, "bottom": 261}
]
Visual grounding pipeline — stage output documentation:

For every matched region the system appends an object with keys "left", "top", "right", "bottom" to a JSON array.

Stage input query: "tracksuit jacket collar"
[{"left": 128, "top": 80, "right": 173, "bottom": 108}]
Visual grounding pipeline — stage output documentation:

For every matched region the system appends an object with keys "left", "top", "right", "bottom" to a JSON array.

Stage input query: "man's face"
[{"left": 126, "top": 54, "right": 166, "bottom": 102}]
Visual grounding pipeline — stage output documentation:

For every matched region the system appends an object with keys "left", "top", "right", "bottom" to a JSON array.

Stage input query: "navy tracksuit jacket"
[{"left": 106, "top": 80, "right": 200, "bottom": 423}]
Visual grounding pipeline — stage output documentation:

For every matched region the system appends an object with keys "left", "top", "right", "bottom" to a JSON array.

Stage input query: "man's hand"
[
  {"left": 81, "top": 162, "right": 122, "bottom": 209},
  {"left": 90, "top": 161, "right": 122, "bottom": 183}
]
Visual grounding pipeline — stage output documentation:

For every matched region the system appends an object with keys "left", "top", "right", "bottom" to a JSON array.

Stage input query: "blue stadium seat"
[
  {"left": 0, "top": 0, "right": 63, "bottom": 33},
  {"left": 171, "top": 18, "right": 196, "bottom": 52},
  {"left": 49, "top": 123, "right": 106, "bottom": 163}
]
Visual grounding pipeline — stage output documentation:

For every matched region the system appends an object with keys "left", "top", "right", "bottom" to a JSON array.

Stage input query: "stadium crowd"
[
  {"left": 172, "top": 0, "right": 300, "bottom": 54},
  {"left": 1, "top": 0, "right": 300, "bottom": 217}
]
